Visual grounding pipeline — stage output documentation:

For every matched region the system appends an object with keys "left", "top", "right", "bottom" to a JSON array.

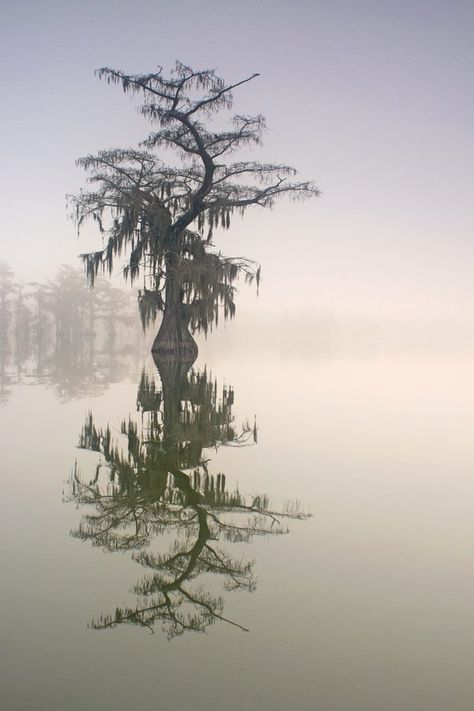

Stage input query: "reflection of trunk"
[
  {"left": 152, "top": 355, "right": 211, "bottom": 582},
  {"left": 151, "top": 256, "right": 198, "bottom": 357},
  {"left": 152, "top": 351, "right": 196, "bottom": 450}
]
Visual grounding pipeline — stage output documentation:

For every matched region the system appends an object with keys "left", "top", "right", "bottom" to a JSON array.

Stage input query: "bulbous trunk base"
[{"left": 151, "top": 317, "right": 198, "bottom": 359}]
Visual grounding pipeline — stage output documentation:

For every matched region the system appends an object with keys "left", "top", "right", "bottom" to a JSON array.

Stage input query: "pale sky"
[{"left": 1, "top": 0, "right": 473, "bottom": 322}]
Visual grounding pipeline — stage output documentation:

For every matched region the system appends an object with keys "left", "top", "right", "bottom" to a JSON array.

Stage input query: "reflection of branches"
[
  {"left": 68, "top": 456, "right": 304, "bottom": 638},
  {"left": 67, "top": 365, "right": 310, "bottom": 637}
]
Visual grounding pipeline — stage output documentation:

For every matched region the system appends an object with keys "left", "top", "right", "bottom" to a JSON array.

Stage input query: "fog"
[{"left": 1, "top": 0, "right": 473, "bottom": 327}]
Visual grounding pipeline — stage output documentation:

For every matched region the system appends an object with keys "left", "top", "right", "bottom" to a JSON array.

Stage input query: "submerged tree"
[
  {"left": 67, "top": 361, "right": 308, "bottom": 636},
  {"left": 70, "top": 61, "right": 319, "bottom": 356}
]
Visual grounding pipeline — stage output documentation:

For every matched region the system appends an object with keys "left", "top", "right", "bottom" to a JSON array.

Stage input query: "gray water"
[{"left": 1, "top": 327, "right": 474, "bottom": 711}]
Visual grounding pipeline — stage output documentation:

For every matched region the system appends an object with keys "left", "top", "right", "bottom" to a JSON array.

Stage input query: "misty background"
[{"left": 1, "top": 0, "right": 473, "bottom": 352}]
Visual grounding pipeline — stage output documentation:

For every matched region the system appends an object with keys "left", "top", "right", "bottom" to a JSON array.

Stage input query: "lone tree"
[{"left": 71, "top": 62, "right": 319, "bottom": 356}]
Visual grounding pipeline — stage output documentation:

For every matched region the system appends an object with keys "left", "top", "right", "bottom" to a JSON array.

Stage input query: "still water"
[{"left": 1, "top": 330, "right": 474, "bottom": 710}]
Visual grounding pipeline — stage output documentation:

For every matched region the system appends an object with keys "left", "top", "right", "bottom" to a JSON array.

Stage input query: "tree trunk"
[{"left": 151, "top": 256, "right": 198, "bottom": 358}]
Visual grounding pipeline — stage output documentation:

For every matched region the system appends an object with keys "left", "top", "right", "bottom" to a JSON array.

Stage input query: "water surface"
[{"left": 1, "top": 332, "right": 474, "bottom": 710}]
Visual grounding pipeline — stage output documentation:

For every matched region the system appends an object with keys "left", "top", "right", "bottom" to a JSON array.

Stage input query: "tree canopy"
[{"left": 71, "top": 61, "right": 319, "bottom": 354}]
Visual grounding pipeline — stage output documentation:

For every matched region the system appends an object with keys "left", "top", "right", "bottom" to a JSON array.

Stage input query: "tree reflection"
[{"left": 68, "top": 356, "right": 308, "bottom": 637}]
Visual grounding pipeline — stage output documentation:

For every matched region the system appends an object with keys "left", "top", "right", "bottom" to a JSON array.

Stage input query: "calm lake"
[{"left": 1, "top": 322, "right": 474, "bottom": 711}]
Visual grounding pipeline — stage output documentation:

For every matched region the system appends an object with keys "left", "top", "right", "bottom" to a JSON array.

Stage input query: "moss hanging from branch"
[{"left": 69, "top": 61, "right": 319, "bottom": 341}]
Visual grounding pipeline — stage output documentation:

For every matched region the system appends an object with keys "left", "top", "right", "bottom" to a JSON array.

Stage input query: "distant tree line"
[
  {"left": 0, "top": 262, "right": 143, "bottom": 403},
  {"left": 0, "top": 262, "right": 140, "bottom": 353}
]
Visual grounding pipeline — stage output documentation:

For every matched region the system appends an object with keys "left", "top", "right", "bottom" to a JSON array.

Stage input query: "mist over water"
[
  {"left": 2, "top": 0, "right": 474, "bottom": 707},
  {"left": 1, "top": 272, "right": 474, "bottom": 708}
]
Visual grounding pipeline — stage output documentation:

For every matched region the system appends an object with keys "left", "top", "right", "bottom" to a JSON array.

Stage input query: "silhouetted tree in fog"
[{"left": 71, "top": 61, "right": 319, "bottom": 356}]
